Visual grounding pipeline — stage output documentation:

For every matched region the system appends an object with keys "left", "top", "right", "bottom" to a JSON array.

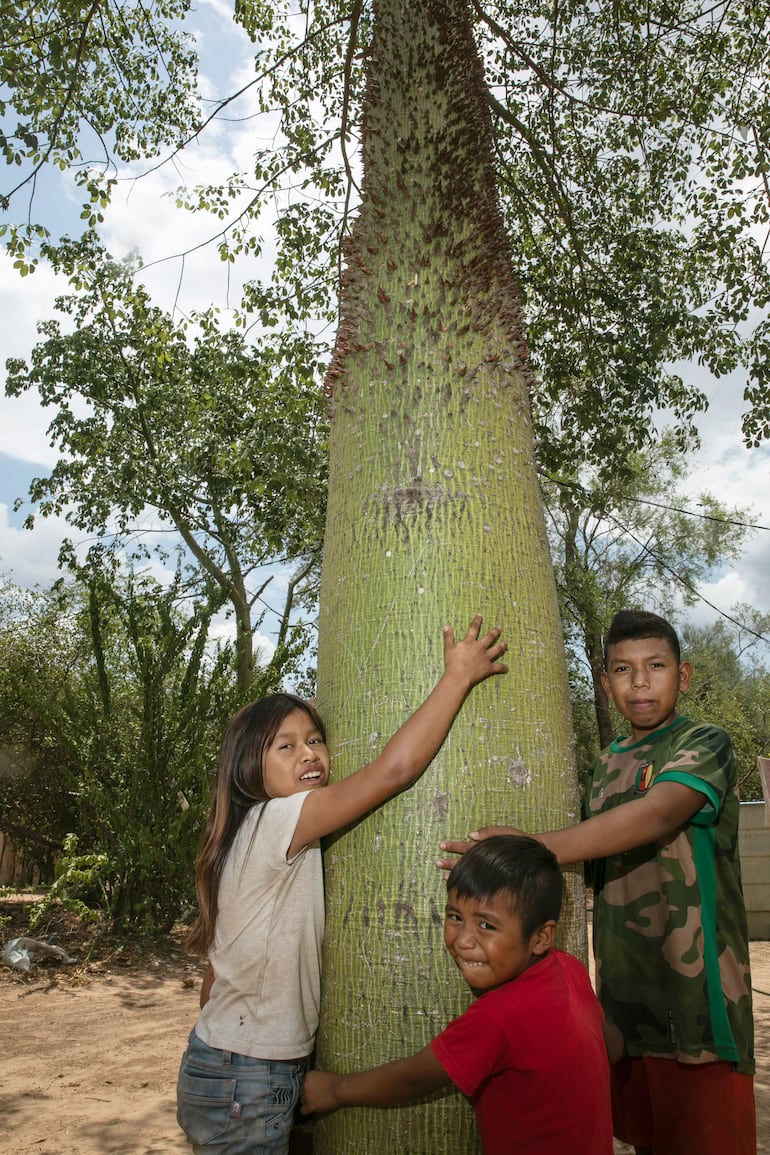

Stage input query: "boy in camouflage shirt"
[{"left": 439, "top": 609, "right": 755, "bottom": 1155}]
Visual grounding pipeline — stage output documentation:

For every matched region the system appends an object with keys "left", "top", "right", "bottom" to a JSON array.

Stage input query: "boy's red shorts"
[{"left": 611, "top": 1056, "right": 756, "bottom": 1155}]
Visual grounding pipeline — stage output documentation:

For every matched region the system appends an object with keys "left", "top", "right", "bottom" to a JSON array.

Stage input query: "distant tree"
[
  {"left": 542, "top": 432, "right": 752, "bottom": 763},
  {"left": 57, "top": 566, "right": 236, "bottom": 930},
  {"left": 0, "top": 568, "right": 237, "bottom": 928},
  {"left": 682, "top": 614, "right": 770, "bottom": 802},
  {"left": 0, "top": 578, "right": 81, "bottom": 878},
  {"left": 5, "top": 235, "right": 328, "bottom": 694}
]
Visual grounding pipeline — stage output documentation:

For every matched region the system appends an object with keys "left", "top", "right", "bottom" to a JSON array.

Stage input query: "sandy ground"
[{"left": 1, "top": 904, "right": 768, "bottom": 1154}]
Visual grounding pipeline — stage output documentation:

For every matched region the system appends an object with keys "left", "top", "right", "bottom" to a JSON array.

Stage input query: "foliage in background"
[
  {"left": 682, "top": 615, "right": 770, "bottom": 801},
  {"left": 28, "top": 834, "right": 109, "bottom": 928},
  {"left": 1, "top": 0, "right": 199, "bottom": 270},
  {"left": 4, "top": 1, "right": 770, "bottom": 454},
  {"left": 6, "top": 234, "right": 328, "bottom": 694},
  {"left": 0, "top": 579, "right": 83, "bottom": 878},
  {"left": 0, "top": 566, "right": 306, "bottom": 932},
  {"left": 543, "top": 430, "right": 752, "bottom": 752}
]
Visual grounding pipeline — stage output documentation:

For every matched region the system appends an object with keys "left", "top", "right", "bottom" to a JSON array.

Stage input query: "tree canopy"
[
  {"left": 478, "top": 0, "right": 770, "bottom": 460},
  {"left": 3, "top": 0, "right": 770, "bottom": 457},
  {"left": 172, "top": 0, "right": 770, "bottom": 460},
  {"left": 1, "top": 0, "right": 199, "bottom": 270}
]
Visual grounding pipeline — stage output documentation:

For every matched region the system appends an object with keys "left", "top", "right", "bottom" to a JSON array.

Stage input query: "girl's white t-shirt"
[{"left": 196, "top": 792, "right": 324, "bottom": 1059}]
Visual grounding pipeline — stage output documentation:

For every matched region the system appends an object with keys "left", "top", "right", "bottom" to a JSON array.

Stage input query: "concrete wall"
[{"left": 739, "top": 801, "right": 770, "bottom": 941}]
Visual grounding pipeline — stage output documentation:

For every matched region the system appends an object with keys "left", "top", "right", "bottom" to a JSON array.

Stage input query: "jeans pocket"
[
  {"left": 177, "top": 1068, "right": 238, "bottom": 1146},
  {"left": 263, "top": 1066, "right": 303, "bottom": 1149}
]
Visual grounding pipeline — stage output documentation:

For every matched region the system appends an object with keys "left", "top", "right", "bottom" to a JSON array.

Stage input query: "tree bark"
[{"left": 315, "top": 2, "right": 583, "bottom": 1151}]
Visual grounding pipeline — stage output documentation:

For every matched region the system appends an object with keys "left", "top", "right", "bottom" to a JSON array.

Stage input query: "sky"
[
  {"left": 1, "top": 1, "right": 770, "bottom": 660},
  {"left": 0, "top": 0, "right": 290, "bottom": 653}
]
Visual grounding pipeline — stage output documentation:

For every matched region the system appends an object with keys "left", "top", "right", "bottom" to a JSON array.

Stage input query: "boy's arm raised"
[
  {"left": 437, "top": 779, "right": 704, "bottom": 869},
  {"left": 300, "top": 1046, "right": 451, "bottom": 1115},
  {"left": 290, "top": 614, "right": 507, "bottom": 858}
]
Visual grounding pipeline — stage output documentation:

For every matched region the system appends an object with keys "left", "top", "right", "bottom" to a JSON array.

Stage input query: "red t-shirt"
[{"left": 431, "top": 949, "right": 612, "bottom": 1155}]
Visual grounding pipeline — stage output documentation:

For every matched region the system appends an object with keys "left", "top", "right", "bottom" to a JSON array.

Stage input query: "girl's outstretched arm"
[
  {"left": 289, "top": 614, "right": 507, "bottom": 857},
  {"left": 300, "top": 1046, "right": 451, "bottom": 1114}
]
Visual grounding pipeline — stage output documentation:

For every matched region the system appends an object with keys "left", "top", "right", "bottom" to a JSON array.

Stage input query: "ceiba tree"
[{"left": 315, "top": 2, "right": 578, "bottom": 1151}]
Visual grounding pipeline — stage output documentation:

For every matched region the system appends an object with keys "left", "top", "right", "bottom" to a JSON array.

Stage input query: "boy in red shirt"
[{"left": 300, "top": 835, "right": 612, "bottom": 1155}]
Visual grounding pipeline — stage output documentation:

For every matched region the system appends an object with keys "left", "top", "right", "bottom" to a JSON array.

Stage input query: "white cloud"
[
  {"left": 0, "top": 503, "right": 69, "bottom": 587},
  {"left": 0, "top": 255, "right": 69, "bottom": 467},
  {"left": 207, "top": 616, "right": 276, "bottom": 663}
]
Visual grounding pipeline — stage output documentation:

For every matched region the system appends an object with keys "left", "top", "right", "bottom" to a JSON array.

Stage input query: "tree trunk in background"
[
  {"left": 315, "top": 2, "right": 582, "bottom": 1150},
  {"left": 589, "top": 633, "right": 615, "bottom": 750}
]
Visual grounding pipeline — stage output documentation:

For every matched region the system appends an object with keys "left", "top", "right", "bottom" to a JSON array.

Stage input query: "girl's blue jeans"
[{"left": 177, "top": 1028, "right": 308, "bottom": 1154}]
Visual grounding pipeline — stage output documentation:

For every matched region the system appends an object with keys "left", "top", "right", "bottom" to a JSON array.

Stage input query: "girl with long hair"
[{"left": 177, "top": 614, "right": 507, "bottom": 1154}]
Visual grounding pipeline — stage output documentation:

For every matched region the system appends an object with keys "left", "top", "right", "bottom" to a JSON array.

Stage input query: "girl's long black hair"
[{"left": 186, "top": 693, "right": 326, "bottom": 955}]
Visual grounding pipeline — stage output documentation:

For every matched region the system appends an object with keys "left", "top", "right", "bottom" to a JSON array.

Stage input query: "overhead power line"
[
  {"left": 543, "top": 472, "right": 770, "bottom": 648},
  {"left": 632, "top": 496, "right": 770, "bottom": 535}
]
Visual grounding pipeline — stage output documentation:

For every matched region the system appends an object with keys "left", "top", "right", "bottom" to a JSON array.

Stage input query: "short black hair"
[
  {"left": 446, "top": 835, "right": 563, "bottom": 937},
  {"left": 603, "top": 609, "right": 681, "bottom": 667}
]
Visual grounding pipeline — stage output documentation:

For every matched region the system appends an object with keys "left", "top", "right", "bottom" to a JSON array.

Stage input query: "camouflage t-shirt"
[{"left": 588, "top": 715, "right": 754, "bottom": 1074}]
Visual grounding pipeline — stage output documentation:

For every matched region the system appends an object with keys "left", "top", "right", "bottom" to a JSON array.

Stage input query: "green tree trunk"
[{"left": 315, "top": 2, "right": 582, "bottom": 1151}]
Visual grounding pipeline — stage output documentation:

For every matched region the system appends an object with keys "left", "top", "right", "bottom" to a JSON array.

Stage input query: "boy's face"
[
  {"left": 443, "top": 889, "right": 554, "bottom": 994},
  {"left": 601, "top": 635, "right": 692, "bottom": 742}
]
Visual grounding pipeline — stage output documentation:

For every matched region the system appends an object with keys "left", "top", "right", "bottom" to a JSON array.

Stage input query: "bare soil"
[{"left": 1, "top": 895, "right": 769, "bottom": 1154}]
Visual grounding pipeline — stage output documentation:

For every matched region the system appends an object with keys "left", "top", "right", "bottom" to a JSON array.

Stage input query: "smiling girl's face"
[{"left": 261, "top": 708, "right": 330, "bottom": 798}]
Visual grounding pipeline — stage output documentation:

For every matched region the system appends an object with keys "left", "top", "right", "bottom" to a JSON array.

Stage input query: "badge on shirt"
[{"left": 636, "top": 761, "right": 655, "bottom": 793}]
